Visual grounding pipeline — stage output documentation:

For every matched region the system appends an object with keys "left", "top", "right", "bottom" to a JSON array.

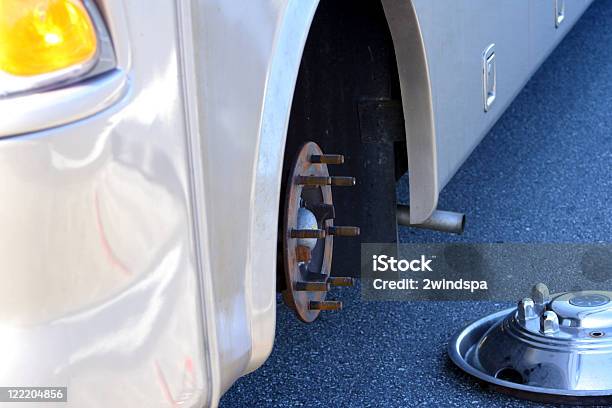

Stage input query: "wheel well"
[
  {"left": 286, "top": 0, "right": 404, "bottom": 156},
  {"left": 281, "top": 0, "right": 407, "bottom": 284}
]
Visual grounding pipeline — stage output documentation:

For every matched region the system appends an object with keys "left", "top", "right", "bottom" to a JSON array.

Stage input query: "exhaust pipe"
[{"left": 397, "top": 205, "right": 465, "bottom": 235}]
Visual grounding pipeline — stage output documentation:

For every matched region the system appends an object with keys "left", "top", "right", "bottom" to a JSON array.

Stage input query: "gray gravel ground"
[
  {"left": 224, "top": 287, "right": 523, "bottom": 408},
  {"left": 220, "top": 1, "right": 612, "bottom": 406}
]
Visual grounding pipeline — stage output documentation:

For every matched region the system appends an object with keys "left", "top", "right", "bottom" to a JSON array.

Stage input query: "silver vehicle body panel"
[
  {"left": 0, "top": 0, "right": 594, "bottom": 406},
  {"left": 397, "top": 0, "right": 593, "bottom": 222},
  {"left": 0, "top": 0, "right": 212, "bottom": 406}
]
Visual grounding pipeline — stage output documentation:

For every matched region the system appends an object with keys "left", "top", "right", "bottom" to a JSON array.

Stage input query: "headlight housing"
[{"left": 0, "top": 0, "right": 116, "bottom": 97}]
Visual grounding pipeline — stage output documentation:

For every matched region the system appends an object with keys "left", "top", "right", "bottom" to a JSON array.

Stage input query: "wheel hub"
[
  {"left": 281, "top": 142, "right": 359, "bottom": 323},
  {"left": 295, "top": 207, "right": 319, "bottom": 250}
]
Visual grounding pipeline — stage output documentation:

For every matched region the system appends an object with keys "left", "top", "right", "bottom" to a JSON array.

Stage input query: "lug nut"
[
  {"left": 290, "top": 229, "right": 326, "bottom": 239},
  {"left": 328, "top": 277, "right": 355, "bottom": 287},
  {"left": 327, "top": 226, "right": 360, "bottom": 237},
  {"left": 532, "top": 283, "right": 551, "bottom": 306},
  {"left": 309, "top": 301, "right": 342, "bottom": 311},
  {"left": 295, "top": 281, "right": 331, "bottom": 292},
  {"left": 541, "top": 311, "right": 560, "bottom": 335},
  {"left": 517, "top": 298, "right": 537, "bottom": 322},
  {"left": 310, "top": 154, "right": 344, "bottom": 165},
  {"left": 330, "top": 176, "right": 356, "bottom": 187}
]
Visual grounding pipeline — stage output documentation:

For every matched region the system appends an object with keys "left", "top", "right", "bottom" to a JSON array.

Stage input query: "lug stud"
[
  {"left": 295, "top": 281, "right": 331, "bottom": 292},
  {"left": 309, "top": 301, "right": 342, "bottom": 311},
  {"left": 327, "top": 226, "right": 360, "bottom": 237},
  {"left": 532, "top": 283, "right": 551, "bottom": 306},
  {"left": 296, "top": 176, "right": 331, "bottom": 186},
  {"left": 328, "top": 277, "right": 355, "bottom": 287},
  {"left": 290, "top": 229, "right": 326, "bottom": 239},
  {"left": 541, "top": 311, "right": 560, "bottom": 335},
  {"left": 296, "top": 176, "right": 356, "bottom": 187},
  {"left": 310, "top": 154, "right": 344, "bottom": 165},
  {"left": 330, "top": 176, "right": 356, "bottom": 187}
]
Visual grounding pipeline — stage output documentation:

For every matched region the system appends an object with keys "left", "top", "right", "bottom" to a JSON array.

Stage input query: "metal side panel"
[
  {"left": 396, "top": 0, "right": 593, "bottom": 221},
  {"left": 0, "top": 1, "right": 213, "bottom": 407},
  {"left": 414, "top": 0, "right": 531, "bottom": 190},
  {"left": 530, "top": 0, "right": 592, "bottom": 68}
]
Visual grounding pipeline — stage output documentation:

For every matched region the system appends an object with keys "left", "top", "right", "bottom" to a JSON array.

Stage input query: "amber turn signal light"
[{"left": 0, "top": 0, "right": 98, "bottom": 77}]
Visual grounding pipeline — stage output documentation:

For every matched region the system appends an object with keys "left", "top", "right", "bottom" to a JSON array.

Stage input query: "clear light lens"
[{"left": 0, "top": 0, "right": 98, "bottom": 77}]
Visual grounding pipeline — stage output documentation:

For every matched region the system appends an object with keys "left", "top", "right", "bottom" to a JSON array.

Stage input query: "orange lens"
[{"left": 0, "top": 0, "right": 98, "bottom": 76}]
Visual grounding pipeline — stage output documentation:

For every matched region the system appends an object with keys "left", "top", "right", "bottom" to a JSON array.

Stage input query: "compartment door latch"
[{"left": 483, "top": 43, "right": 496, "bottom": 112}]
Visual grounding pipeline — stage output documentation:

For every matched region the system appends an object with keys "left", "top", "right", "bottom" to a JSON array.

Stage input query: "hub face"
[
  {"left": 551, "top": 291, "right": 612, "bottom": 329},
  {"left": 450, "top": 284, "right": 612, "bottom": 405},
  {"left": 296, "top": 207, "right": 319, "bottom": 250},
  {"left": 568, "top": 293, "right": 610, "bottom": 308},
  {"left": 281, "top": 142, "right": 358, "bottom": 322}
]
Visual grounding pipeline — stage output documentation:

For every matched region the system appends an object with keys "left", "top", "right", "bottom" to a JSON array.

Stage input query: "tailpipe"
[{"left": 397, "top": 205, "right": 465, "bottom": 235}]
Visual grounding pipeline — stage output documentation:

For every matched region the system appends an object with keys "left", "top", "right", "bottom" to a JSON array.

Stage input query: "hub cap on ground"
[
  {"left": 282, "top": 142, "right": 359, "bottom": 323},
  {"left": 449, "top": 283, "right": 612, "bottom": 405}
]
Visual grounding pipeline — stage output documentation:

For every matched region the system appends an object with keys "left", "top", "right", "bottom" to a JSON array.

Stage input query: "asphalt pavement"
[{"left": 220, "top": 1, "right": 612, "bottom": 406}]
